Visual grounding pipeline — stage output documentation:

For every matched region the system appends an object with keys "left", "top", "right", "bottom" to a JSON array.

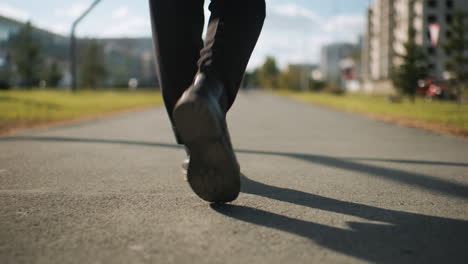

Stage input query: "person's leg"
[
  {"left": 199, "top": 0, "right": 266, "bottom": 112},
  {"left": 172, "top": 0, "right": 265, "bottom": 203},
  {"left": 148, "top": 0, "right": 205, "bottom": 143}
]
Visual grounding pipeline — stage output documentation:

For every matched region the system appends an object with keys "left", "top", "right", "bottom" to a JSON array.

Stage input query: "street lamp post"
[{"left": 70, "top": 0, "right": 102, "bottom": 92}]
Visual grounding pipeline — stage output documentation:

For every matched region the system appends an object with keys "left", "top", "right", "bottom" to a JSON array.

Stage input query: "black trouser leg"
[
  {"left": 148, "top": 0, "right": 205, "bottom": 143},
  {"left": 199, "top": 0, "right": 266, "bottom": 110},
  {"left": 149, "top": 0, "right": 265, "bottom": 142}
]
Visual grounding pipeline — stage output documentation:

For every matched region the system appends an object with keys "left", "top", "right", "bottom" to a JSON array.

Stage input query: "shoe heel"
[{"left": 173, "top": 98, "right": 223, "bottom": 144}]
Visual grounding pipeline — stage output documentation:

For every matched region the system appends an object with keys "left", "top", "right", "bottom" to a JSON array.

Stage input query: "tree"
[
  {"left": 256, "top": 56, "right": 279, "bottom": 89},
  {"left": 44, "top": 61, "right": 63, "bottom": 88},
  {"left": 0, "top": 54, "right": 12, "bottom": 89},
  {"left": 79, "top": 40, "right": 107, "bottom": 89},
  {"left": 279, "top": 66, "right": 303, "bottom": 91},
  {"left": 443, "top": 11, "right": 468, "bottom": 102},
  {"left": 11, "top": 22, "right": 43, "bottom": 88},
  {"left": 391, "top": 28, "right": 428, "bottom": 101},
  {"left": 309, "top": 79, "right": 326, "bottom": 92}
]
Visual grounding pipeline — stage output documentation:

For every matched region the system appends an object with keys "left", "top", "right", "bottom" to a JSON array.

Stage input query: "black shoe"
[{"left": 173, "top": 73, "right": 240, "bottom": 203}]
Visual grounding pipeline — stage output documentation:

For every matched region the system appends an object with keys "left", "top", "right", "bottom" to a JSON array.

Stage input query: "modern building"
[
  {"left": 362, "top": 0, "right": 468, "bottom": 93},
  {"left": 320, "top": 42, "right": 359, "bottom": 83}
]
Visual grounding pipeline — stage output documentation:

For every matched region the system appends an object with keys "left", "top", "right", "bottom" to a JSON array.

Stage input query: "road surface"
[{"left": 1, "top": 91, "right": 468, "bottom": 263}]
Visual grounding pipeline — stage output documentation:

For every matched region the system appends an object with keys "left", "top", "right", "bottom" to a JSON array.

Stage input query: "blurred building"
[
  {"left": 0, "top": 15, "right": 69, "bottom": 87},
  {"left": 0, "top": 15, "right": 69, "bottom": 51},
  {"left": 320, "top": 42, "right": 359, "bottom": 83},
  {"left": 0, "top": 14, "right": 158, "bottom": 89},
  {"left": 362, "top": 0, "right": 468, "bottom": 94},
  {"left": 96, "top": 38, "right": 158, "bottom": 88}
]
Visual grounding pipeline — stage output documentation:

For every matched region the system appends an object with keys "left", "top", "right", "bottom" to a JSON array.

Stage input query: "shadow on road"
[
  {"left": 238, "top": 149, "right": 468, "bottom": 200},
  {"left": 3, "top": 136, "right": 468, "bottom": 262},
  {"left": 346, "top": 157, "right": 468, "bottom": 167},
  {"left": 2, "top": 136, "right": 468, "bottom": 201},
  {"left": 213, "top": 175, "right": 468, "bottom": 263}
]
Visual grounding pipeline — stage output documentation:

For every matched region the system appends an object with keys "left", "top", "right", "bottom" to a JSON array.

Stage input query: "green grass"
[
  {"left": 277, "top": 90, "right": 468, "bottom": 134},
  {"left": 0, "top": 90, "right": 163, "bottom": 125}
]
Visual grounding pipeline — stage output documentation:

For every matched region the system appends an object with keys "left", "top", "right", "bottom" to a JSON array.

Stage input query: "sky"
[{"left": 0, "top": 0, "right": 372, "bottom": 69}]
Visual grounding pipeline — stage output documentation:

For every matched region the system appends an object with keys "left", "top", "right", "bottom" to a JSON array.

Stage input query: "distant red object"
[
  {"left": 341, "top": 68, "right": 354, "bottom": 80},
  {"left": 417, "top": 78, "right": 432, "bottom": 96},
  {"left": 427, "top": 83, "right": 443, "bottom": 97},
  {"left": 417, "top": 78, "right": 450, "bottom": 99}
]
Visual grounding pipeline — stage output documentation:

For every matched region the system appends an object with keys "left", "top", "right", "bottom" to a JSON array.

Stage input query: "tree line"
[
  {"left": 4, "top": 12, "right": 466, "bottom": 98},
  {"left": 244, "top": 56, "right": 326, "bottom": 92}
]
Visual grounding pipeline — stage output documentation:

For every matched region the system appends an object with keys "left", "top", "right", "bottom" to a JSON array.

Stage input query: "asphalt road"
[{"left": 1, "top": 91, "right": 468, "bottom": 264}]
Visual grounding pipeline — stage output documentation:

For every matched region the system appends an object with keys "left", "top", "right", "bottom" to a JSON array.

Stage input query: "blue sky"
[{"left": 0, "top": 0, "right": 372, "bottom": 69}]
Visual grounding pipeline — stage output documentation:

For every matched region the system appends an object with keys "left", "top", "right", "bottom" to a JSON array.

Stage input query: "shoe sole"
[{"left": 173, "top": 96, "right": 240, "bottom": 203}]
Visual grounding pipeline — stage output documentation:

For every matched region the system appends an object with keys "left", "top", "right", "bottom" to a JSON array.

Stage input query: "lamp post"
[{"left": 70, "top": 0, "right": 102, "bottom": 92}]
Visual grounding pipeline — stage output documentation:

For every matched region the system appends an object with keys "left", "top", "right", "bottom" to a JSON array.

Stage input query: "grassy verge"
[
  {"left": 277, "top": 90, "right": 468, "bottom": 137},
  {"left": 0, "top": 90, "right": 163, "bottom": 134}
]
